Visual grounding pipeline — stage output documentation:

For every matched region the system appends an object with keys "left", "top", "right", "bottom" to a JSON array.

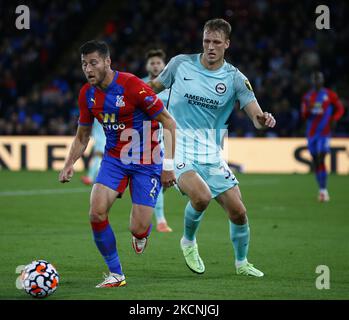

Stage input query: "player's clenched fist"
[
  {"left": 59, "top": 165, "right": 74, "bottom": 183},
  {"left": 257, "top": 112, "right": 276, "bottom": 128},
  {"left": 161, "top": 170, "right": 176, "bottom": 188}
]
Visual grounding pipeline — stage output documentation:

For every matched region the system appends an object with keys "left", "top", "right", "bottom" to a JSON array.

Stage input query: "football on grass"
[{"left": 21, "top": 260, "right": 59, "bottom": 298}]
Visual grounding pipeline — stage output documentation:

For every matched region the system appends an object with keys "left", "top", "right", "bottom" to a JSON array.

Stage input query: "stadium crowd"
[{"left": 1, "top": 0, "right": 348, "bottom": 137}]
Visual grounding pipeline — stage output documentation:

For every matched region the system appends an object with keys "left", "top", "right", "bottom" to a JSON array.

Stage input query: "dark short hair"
[
  {"left": 79, "top": 40, "right": 110, "bottom": 58},
  {"left": 204, "top": 18, "right": 232, "bottom": 40},
  {"left": 145, "top": 49, "right": 166, "bottom": 62}
]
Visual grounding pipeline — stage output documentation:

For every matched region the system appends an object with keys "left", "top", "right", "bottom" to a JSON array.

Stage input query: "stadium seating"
[{"left": 0, "top": 0, "right": 348, "bottom": 136}]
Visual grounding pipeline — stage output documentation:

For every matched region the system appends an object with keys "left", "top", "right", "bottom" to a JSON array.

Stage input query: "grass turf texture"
[{"left": 0, "top": 171, "right": 348, "bottom": 300}]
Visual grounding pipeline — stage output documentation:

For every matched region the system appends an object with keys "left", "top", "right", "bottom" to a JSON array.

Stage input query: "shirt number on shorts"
[
  {"left": 220, "top": 165, "right": 235, "bottom": 180},
  {"left": 150, "top": 178, "right": 158, "bottom": 199}
]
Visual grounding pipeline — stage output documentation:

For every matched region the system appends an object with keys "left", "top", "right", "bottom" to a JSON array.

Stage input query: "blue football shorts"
[{"left": 96, "top": 154, "right": 162, "bottom": 207}]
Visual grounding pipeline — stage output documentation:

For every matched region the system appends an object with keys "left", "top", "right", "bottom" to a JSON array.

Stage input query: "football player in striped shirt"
[
  {"left": 301, "top": 71, "right": 344, "bottom": 202},
  {"left": 59, "top": 40, "right": 176, "bottom": 288}
]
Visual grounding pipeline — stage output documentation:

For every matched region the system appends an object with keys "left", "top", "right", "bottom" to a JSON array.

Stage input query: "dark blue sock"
[
  {"left": 91, "top": 219, "right": 123, "bottom": 275},
  {"left": 316, "top": 164, "right": 327, "bottom": 189},
  {"left": 318, "top": 171, "right": 327, "bottom": 189}
]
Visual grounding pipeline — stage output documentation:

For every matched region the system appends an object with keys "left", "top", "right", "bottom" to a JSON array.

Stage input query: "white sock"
[
  {"left": 181, "top": 236, "right": 196, "bottom": 246},
  {"left": 235, "top": 258, "right": 248, "bottom": 268},
  {"left": 157, "top": 218, "right": 166, "bottom": 224}
]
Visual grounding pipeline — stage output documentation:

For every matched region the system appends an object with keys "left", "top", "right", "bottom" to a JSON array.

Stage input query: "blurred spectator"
[
  {"left": 0, "top": 0, "right": 347, "bottom": 137},
  {"left": 273, "top": 99, "right": 299, "bottom": 137}
]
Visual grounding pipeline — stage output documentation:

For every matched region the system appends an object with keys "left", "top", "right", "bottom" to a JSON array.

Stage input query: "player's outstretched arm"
[
  {"left": 59, "top": 125, "right": 92, "bottom": 183},
  {"left": 147, "top": 78, "right": 166, "bottom": 94},
  {"left": 154, "top": 108, "right": 177, "bottom": 188},
  {"left": 244, "top": 101, "right": 276, "bottom": 130}
]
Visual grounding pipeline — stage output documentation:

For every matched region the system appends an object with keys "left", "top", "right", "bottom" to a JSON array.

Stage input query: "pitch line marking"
[{"left": 0, "top": 187, "right": 90, "bottom": 197}]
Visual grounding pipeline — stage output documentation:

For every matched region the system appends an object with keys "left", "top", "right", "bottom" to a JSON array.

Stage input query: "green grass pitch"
[{"left": 0, "top": 170, "right": 348, "bottom": 300}]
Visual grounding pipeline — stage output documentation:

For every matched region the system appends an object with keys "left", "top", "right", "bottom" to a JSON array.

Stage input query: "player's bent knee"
[
  {"left": 228, "top": 206, "right": 247, "bottom": 224},
  {"left": 89, "top": 209, "right": 108, "bottom": 223},
  {"left": 191, "top": 193, "right": 211, "bottom": 211}
]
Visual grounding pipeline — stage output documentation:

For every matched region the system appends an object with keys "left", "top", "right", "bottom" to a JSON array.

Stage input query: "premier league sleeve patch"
[
  {"left": 134, "top": 78, "right": 164, "bottom": 117},
  {"left": 144, "top": 95, "right": 158, "bottom": 109},
  {"left": 244, "top": 80, "right": 253, "bottom": 91}
]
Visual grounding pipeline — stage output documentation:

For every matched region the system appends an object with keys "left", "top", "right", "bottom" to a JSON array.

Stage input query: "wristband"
[{"left": 163, "top": 158, "right": 174, "bottom": 171}]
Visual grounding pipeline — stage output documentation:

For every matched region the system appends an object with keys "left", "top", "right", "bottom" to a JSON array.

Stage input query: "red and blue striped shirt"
[
  {"left": 78, "top": 71, "right": 164, "bottom": 164},
  {"left": 301, "top": 88, "right": 344, "bottom": 138}
]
